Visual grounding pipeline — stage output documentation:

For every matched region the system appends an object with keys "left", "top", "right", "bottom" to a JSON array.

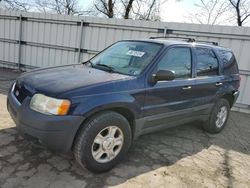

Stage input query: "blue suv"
[{"left": 7, "top": 38, "right": 240, "bottom": 172}]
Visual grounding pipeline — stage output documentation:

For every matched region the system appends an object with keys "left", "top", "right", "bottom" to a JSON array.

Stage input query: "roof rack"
[
  {"left": 194, "top": 40, "right": 218, "bottom": 46},
  {"left": 149, "top": 36, "right": 218, "bottom": 46},
  {"left": 149, "top": 36, "right": 195, "bottom": 42}
]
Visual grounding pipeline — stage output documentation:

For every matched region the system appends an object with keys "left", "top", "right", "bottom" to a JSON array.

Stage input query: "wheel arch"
[
  {"left": 221, "top": 93, "right": 234, "bottom": 108},
  {"left": 71, "top": 106, "right": 137, "bottom": 151}
]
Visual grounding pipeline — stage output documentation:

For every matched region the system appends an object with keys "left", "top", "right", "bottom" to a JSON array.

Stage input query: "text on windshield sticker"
[{"left": 126, "top": 50, "right": 145, "bottom": 57}]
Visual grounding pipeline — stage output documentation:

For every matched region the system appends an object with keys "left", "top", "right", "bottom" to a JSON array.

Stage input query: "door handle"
[
  {"left": 182, "top": 86, "right": 192, "bottom": 90},
  {"left": 215, "top": 82, "right": 223, "bottom": 86}
]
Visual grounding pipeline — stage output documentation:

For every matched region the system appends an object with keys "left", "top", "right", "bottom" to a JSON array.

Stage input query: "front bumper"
[{"left": 7, "top": 89, "right": 85, "bottom": 153}]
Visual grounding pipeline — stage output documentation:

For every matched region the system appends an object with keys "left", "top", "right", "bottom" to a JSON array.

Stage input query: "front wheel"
[
  {"left": 203, "top": 99, "right": 230, "bottom": 133},
  {"left": 73, "top": 111, "right": 132, "bottom": 173}
]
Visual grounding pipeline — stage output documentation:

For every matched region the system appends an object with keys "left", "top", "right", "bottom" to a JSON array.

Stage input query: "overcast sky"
[
  {"left": 159, "top": 0, "right": 195, "bottom": 22},
  {"left": 160, "top": 0, "right": 249, "bottom": 26}
]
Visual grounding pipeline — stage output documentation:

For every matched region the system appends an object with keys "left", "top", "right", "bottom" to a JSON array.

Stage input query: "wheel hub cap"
[
  {"left": 216, "top": 106, "right": 228, "bottom": 128},
  {"left": 102, "top": 138, "right": 114, "bottom": 151},
  {"left": 91, "top": 126, "right": 124, "bottom": 163}
]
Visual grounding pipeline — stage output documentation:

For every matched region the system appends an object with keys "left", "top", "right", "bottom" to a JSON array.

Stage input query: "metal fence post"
[
  {"left": 78, "top": 20, "right": 84, "bottom": 63},
  {"left": 163, "top": 26, "right": 168, "bottom": 37},
  {"left": 17, "top": 14, "right": 22, "bottom": 71}
]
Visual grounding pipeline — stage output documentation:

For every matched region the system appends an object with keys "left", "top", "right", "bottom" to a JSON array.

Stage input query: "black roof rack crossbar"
[
  {"left": 149, "top": 36, "right": 195, "bottom": 42},
  {"left": 149, "top": 36, "right": 219, "bottom": 46}
]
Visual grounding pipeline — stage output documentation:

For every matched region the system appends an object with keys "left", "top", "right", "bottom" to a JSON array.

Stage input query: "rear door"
[{"left": 191, "top": 46, "right": 223, "bottom": 114}]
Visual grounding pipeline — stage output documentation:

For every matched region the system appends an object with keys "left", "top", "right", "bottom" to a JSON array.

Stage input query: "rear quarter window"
[
  {"left": 196, "top": 47, "right": 219, "bottom": 76},
  {"left": 218, "top": 50, "right": 239, "bottom": 75}
]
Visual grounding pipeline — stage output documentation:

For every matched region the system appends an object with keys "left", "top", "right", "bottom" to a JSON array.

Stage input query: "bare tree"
[
  {"left": 0, "top": 0, "right": 31, "bottom": 11},
  {"left": 187, "top": 0, "right": 230, "bottom": 25},
  {"left": 92, "top": 0, "right": 115, "bottom": 18},
  {"left": 90, "top": 0, "right": 160, "bottom": 20},
  {"left": 1, "top": 0, "right": 160, "bottom": 20},
  {"left": 121, "top": 0, "right": 159, "bottom": 20},
  {"left": 35, "top": 0, "right": 86, "bottom": 15},
  {"left": 0, "top": 0, "right": 88, "bottom": 15},
  {"left": 228, "top": 0, "right": 250, "bottom": 26},
  {"left": 131, "top": 0, "right": 160, "bottom": 20},
  {"left": 121, "top": 0, "right": 134, "bottom": 19}
]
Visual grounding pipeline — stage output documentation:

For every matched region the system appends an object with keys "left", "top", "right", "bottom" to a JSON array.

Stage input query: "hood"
[{"left": 17, "top": 64, "right": 132, "bottom": 97}]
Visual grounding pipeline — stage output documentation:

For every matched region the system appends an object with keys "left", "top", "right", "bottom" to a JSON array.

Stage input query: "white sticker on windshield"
[{"left": 126, "top": 50, "right": 145, "bottom": 57}]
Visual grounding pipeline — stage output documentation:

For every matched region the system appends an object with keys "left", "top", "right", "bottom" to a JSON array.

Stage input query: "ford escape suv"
[{"left": 7, "top": 38, "right": 240, "bottom": 172}]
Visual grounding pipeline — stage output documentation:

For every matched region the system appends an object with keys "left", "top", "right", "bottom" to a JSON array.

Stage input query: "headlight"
[{"left": 30, "top": 94, "right": 71, "bottom": 115}]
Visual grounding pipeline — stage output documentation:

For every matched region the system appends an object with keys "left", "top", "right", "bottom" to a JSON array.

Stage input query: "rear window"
[
  {"left": 218, "top": 50, "right": 239, "bottom": 75},
  {"left": 196, "top": 47, "right": 219, "bottom": 76}
]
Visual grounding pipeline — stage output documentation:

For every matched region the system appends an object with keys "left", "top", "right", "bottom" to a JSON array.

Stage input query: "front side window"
[
  {"left": 157, "top": 47, "right": 192, "bottom": 79},
  {"left": 90, "top": 41, "right": 162, "bottom": 76},
  {"left": 196, "top": 47, "right": 219, "bottom": 76}
]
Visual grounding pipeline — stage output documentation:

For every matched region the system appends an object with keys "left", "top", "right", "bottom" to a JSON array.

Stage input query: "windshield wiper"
[
  {"left": 93, "top": 64, "right": 115, "bottom": 73},
  {"left": 83, "top": 62, "right": 121, "bottom": 74}
]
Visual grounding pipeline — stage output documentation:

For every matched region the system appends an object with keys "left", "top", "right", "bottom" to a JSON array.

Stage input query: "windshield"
[{"left": 90, "top": 41, "right": 162, "bottom": 76}]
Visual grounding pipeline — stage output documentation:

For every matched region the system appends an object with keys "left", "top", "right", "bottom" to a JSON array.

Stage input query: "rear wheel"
[
  {"left": 203, "top": 99, "right": 230, "bottom": 133},
  {"left": 73, "top": 111, "right": 132, "bottom": 173}
]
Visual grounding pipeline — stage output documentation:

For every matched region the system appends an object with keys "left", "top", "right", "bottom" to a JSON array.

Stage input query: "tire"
[
  {"left": 203, "top": 98, "right": 230, "bottom": 133},
  {"left": 73, "top": 111, "right": 132, "bottom": 173}
]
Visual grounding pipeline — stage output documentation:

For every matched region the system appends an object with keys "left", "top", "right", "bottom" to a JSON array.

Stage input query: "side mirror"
[{"left": 151, "top": 70, "right": 175, "bottom": 83}]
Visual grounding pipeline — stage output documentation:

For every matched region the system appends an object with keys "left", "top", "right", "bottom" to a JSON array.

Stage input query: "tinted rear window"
[
  {"left": 218, "top": 50, "right": 239, "bottom": 75},
  {"left": 196, "top": 47, "right": 219, "bottom": 76}
]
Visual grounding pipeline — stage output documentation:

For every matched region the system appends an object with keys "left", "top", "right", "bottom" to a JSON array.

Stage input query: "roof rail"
[
  {"left": 149, "top": 36, "right": 219, "bottom": 46},
  {"left": 194, "top": 40, "right": 218, "bottom": 46},
  {"left": 149, "top": 36, "right": 195, "bottom": 42}
]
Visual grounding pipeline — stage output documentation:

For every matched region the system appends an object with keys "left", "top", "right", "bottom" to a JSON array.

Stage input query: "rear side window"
[
  {"left": 196, "top": 47, "right": 219, "bottom": 76},
  {"left": 157, "top": 47, "right": 192, "bottom": 79},
  {"left": 218, "top": 50, "right": 239, "bottom": 75}
]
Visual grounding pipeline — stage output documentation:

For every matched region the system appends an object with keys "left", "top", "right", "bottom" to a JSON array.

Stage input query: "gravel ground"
[{"left": 0, "top": 68, "right": 250, "bottom": 188}]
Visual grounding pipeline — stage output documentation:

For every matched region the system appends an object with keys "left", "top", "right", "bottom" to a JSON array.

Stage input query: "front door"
[{"left": 143, "top": 46, "right": 197, "bottom": 131}]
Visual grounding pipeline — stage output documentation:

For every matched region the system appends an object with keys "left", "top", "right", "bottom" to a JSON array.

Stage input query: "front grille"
[{"left": 13, "top": 83, "right": 29, "bottom": 104}]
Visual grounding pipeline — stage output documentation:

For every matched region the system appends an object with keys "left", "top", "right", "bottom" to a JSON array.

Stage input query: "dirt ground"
[{"left": 0, "top": 68, "right": 250, "bottom": 188}]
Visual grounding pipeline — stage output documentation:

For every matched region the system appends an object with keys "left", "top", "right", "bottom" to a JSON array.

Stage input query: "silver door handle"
[
  {"left": 182, "top": 86, "right": 192, "bottom": 90},
  {"left": 215, "top": 82, "right": 223, "bottom": 86}
]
